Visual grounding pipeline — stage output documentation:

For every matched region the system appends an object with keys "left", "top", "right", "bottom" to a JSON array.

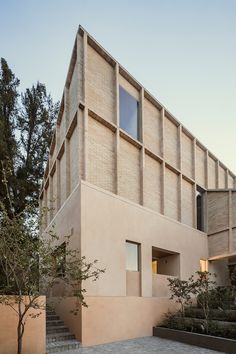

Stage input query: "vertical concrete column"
[
  {"left": 161, "top": 108, "right": 165, "bottom": 215},
  {"left": 216, "top": 160, "right": 220, "bottom": 188},
  {"left": 193, "top": 138, "right": 196, "bottom": 181},
  {"left": 141, "top": 242, "right": 152, "bottom": 297},
  {"left": 225, "top": 168, "right": 228, "bottom": 189},
  {"left": 55, "top": 122, "right": 60, "bottom": 212},
  {"left": 140, "top": 87, "right": 144, "bottom": 205},
  {"left": 225, "top": 169, "right": 229, "bottom": 189},
  {"left": 64, "top": 87, "right": 71, "bottom": 197},
  {"left": 229, "top": 190, "right": 233, "bottom": 252},
  {"left": 160, "top": 107, "right": 165, "bottom": 158},
  {"left": 83, "top": 32, "right": 88, "bottom": 181},
  {"left": 178, "top": 174, "right": 182, "bottom": 222},
  {"left": 178, "top": 125, "right": 182, "bottom": 171},
  {"left": 193, "top": 138, "right": 197, "bottom": 228},
  {"left": 56, "top": 159, "right": 61, "bottom": 211},
  {"left": 205, "top": 150, "right": 209, "bottom": 189},
  {"left": 49, "top": 173, "right": 53, "bottom": 222},
  {"left": 178, "top": 125, "right": 182, "bottom": 222},
  {"left": 115, "top": 63, "right": 120, "bottom": 195}
]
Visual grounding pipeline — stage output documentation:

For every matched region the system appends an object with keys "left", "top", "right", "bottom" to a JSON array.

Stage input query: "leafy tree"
[
  {"left": 0, "top": 58, "right": 59, "bottom": 216},
  {"left": 16, "top": 82, "right": 59, "bottom": 213},
  {"left": 0, "top": 58, "right": 19, "bottom": 217},
  {"left": 167, "top": 275, "right": 195, "bottom": 316},
  {"left": 192, "top": 271, "right": 216, "bottom": 333},
  {"left": 0, "top": 173, "right": 105, "bottom": 354}
]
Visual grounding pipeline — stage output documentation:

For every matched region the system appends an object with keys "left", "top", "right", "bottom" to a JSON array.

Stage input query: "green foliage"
[
  {"left": 197, "top": 285, "right": 236, "bottom": 310},
  {"left": 192, "top": 271, "right": 216, "bottom": 333},
  {"left": 167, "top": 275, "right": 195, "bottom": 316},
  {"left": 229, "top": 264, "right": 236, "bottom": 286},
  {"left": 0, "top": 177, "right": 105, "bottom": 354},
  {"left": 0, "top": 58, "right": 19, "bottom": 216},
  {"left": 0, "top": 58, "right": 59, "bottom": 216}
]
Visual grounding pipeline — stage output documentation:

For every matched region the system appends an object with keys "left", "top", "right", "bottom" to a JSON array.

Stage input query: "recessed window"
[
  {"left": 152, "top": 259, "right": 158, "bottom": 274},
  {"left": 126, "top": 241, "right": 139, "bottom": 271},
  {"left": 200, "top": 259, "right": 208, "bottom": 272},
  {"left": 196, "top": 186, "right": 205, "bottom": 231},
  {"left": 119, "top": 86, "right": 139, "bottom": 140}
]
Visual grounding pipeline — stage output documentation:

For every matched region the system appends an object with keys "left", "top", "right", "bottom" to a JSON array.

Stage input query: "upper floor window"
[
  {"left": 196, "top": 186, "right": 205, "bottom": 232},
  {"left": 126, "top": 241, "right": 140, "bottom": 271},
  {"left": 119, "top": 86, "right": 139, "bottom": 140}
]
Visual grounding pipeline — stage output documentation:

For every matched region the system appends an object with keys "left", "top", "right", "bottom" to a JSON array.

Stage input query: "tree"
[
  {"left": 0, "top": 58, "right": 19, "bottom": 217},
  {"left": 0, "top": 173, "right": 105, "bottom": 354},
  {"left": 16, "top": 82, "right": 59, "bottom": 213},
  {"left": 167, "top": 276, "right": 194, "bottom": 316},
  {"left": 0, "top": 58, "right": 59, "bottom": 216},
  {"left": 192, "top": 271, "right": 216, "bottom": 333}
]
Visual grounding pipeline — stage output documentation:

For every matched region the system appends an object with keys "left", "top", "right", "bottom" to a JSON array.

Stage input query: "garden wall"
[{"left": 0, "top": 296, "right": 46, "bottom": 354}]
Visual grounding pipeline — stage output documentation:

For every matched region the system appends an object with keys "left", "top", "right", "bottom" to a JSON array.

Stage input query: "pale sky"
[{"left": 1, "top": 0, "right": 236, "bottom": 173}]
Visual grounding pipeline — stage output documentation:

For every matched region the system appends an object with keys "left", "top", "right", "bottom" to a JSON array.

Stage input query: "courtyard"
[{"left": 53, "top": 337, "right": 224, "bottom": 354}]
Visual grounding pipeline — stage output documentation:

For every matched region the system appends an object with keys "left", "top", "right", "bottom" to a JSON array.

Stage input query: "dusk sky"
[{"left": 1, "top": 0, "right": 236, "bottom": 173}]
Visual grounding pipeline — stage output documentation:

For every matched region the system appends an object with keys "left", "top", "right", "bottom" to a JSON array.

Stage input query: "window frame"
[
  {"left": 119, "top": 85, "right": 140, "bottom": 141},
  {"left": 126, "top": 240, "right": 140, "bottom": 272}
]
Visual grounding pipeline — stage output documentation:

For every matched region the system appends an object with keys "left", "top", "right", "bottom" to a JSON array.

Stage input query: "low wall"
[
  {"left": 0, "top": 296, "right": 46, "bottom": 354},
  {"left": 81, "top": 296, "right": 178, "bottom": 346}
]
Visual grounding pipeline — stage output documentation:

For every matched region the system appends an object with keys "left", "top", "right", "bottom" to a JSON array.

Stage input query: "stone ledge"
[{"left": 153, "top": 326, "right": 236, "bottom": 354}]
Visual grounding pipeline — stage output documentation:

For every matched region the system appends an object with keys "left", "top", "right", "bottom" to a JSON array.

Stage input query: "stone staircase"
[{"left": 46, "top": 310, "right": 80, "bottom": 353}]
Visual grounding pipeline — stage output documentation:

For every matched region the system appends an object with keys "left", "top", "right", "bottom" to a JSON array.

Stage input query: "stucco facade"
[{"left": 41, "top": 26, "right": 236, "bottom": 346}]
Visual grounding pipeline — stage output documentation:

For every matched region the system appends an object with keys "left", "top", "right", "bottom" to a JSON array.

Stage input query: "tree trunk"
[{"left": 17, "top": 315, "right": 25, "bottom": 354}]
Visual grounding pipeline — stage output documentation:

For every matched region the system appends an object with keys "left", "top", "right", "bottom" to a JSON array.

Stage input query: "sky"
[{"left": 1, "top": 0, "right": 236, "bottom": 173}]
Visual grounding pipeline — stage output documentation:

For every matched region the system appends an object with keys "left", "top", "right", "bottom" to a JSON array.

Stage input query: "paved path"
[{"left": 58, "top": 336, "right": 224, "bottom": 354}]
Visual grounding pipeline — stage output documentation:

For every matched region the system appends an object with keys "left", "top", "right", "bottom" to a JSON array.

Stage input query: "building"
[{"left": 41, "top": 25, "right": 236, "bottom": 346}]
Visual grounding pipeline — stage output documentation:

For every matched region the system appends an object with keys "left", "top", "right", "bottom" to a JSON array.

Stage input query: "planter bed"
[
  {"left": 184, "top": 308, "right": 236, "bottom": 322},
  {"left": 153, "top": 326, "right": 236, "bottom": 354}
]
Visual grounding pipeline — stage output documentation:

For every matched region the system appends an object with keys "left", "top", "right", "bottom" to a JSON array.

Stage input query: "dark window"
[
  {"left": 126, "top": 241, "right": 140, "bottom": 271},
  {"left": 119, "top": 86, "right": 139, "bottom": 140},
  {"left": 196, "top": 186, "right": 205, "bottom": 231}
]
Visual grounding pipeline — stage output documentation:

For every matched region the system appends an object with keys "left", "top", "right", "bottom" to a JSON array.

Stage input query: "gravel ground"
[{"left": 54, "top": 336, "right": 225, "bottom": 354}]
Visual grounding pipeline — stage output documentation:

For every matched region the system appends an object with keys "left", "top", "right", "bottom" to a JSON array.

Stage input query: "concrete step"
[
  {"left": 46, "top": 320, "right": 64, "bottom": 328},
  {"left": 47, "top": 326, "right": 70, "bottom": 334},
  {"left": 46, "top": 332, "right": 75, "bottom": 343},
  {"left": 47, "top": 316, "right": 60, "bottom": 322},
  {"left": 46, "top": 340, "right": 80, "bottom": 353}
]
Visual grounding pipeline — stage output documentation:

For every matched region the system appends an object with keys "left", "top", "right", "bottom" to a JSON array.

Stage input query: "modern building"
[{"left": 41, "top": 25, "right": 236, "bottom": 346}]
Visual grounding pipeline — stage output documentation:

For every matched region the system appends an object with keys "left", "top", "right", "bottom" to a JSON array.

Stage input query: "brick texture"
[
  {"left": 181, "top": 179, "right": 194, "bottom": 227},
  {"left": 119, "top": 138, "right": 141, "bottom": 204},
  {"left": 218, "top": 165, "right": 226, "bottom": 188},
  {"left": 59, "top": 152, "right": 67, "bottom": 206},
  {"left": 68, "top": 65, "right": 78, "bottom": 123},
  {"left": 143, "top": 98, "right": 162, "bottom": 156},
  {"left": 70, "top": 125, "right": 79, "bottom": 191},
  {"left": 143, "top": 154, "right": 162, "bottom": 213},
  {"left": 208, "top": 231, "right": 228, "bottom": 257},
  {"left": 164, "top": 118, "right": 179, "bottom": 168},
  {"left": 208, "top": 156, "right": 217, "bottom": 189},
  {"left": 87, "top": 45, "right": 115, "bottom": 123},
  {"left": 195, "top": 145, "right": 206, "bottom": 187},
  {"left": 165, "top": 167, "right": 179, "bottom": 221},
  {"left": 181, "top": 132, "right": 193, "bottom": 179},
  {"left": 87, "top": 116, "right": 115, "bottom": 193}
]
